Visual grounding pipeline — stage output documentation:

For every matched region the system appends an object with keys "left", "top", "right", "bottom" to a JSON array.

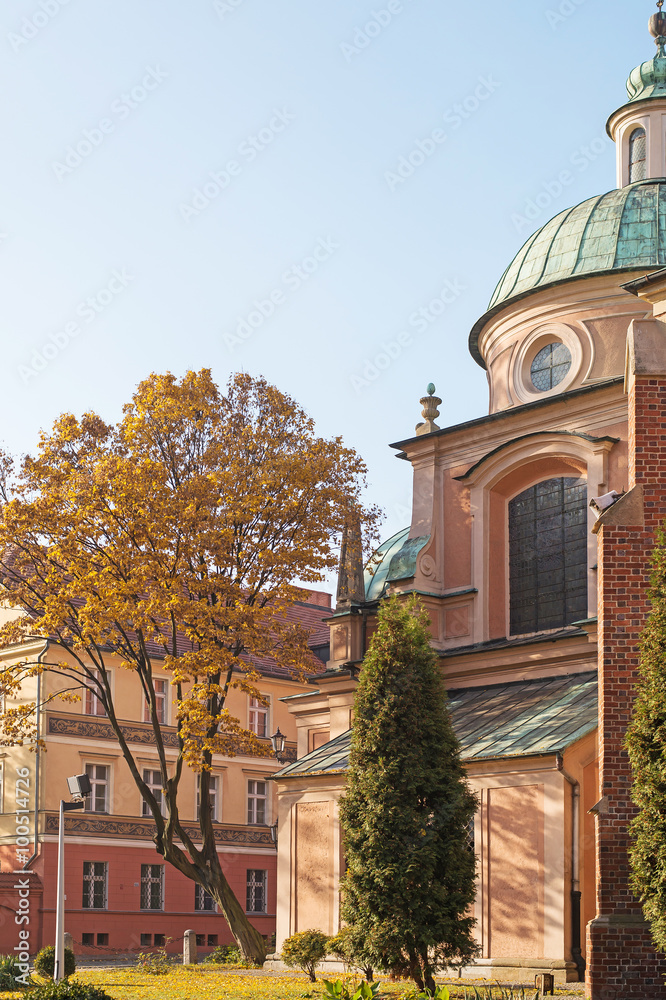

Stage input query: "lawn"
[{"left": 0, "top": 967, "right": 587, "bottom": 1000}]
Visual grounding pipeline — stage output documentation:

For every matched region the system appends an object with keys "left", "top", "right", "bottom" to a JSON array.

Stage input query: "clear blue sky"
[{"left": 0, "top": 0, "right": 655, "bottom": 567}]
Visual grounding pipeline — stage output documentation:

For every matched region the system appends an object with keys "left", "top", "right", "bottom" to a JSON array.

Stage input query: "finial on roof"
[
  {"left": 415, "top": 384, "right": 442, "bottom": 436},
  {"left": 649, "top": 0, "right": 666, "bottom": 55},
  {"left": 336, "top": 514, "right": 365, "bottom": 608}
]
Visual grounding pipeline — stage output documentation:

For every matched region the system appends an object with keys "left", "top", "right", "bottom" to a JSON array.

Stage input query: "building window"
[
  {"left": 195, "top": 883, "right": 216, "bottom": 911},
  {"left": 629, "top": 126, "right": 647, "bottom": 182},
  {"left": 0, "top": 762, "right": 4, "bottom": 813},
  {"left": 249, "top": 696, "right": 269, "bottom": 737},
  {"left": 144, "top": 678, "right": 169, "bottom": 725},
  {"left": 81, "top": 933, "right": 94, "bottom": 947},
  {"left": 82, "top": 861, "right": 107, "bottom": 909},
  {"left": 530, "top": 342, "right": 572, "bottom": 391},
  {"left": 84, "top": 668, "right": 107, "bottom": 716},
  {"left": 140, "top": 864, "right": 164, "bottom": 910},
  {"left": 140, "top": 933, "right": 152, "bottom": 947},
  {"left": 246, "top": 869, "right": 267, "bottom": 913},
  {"left": 97, "top": 933, "right": 108, "bottom": 946},
  {"left": 142, "top": 769, "right": 165, "bottom": 818},
  {"left": 247, "top": 780, "right": 267, "bottom": 825},
  {"left": 85, "top": 764, "right": 110, "bottom": 814},
  {"left": 196, "top": 774, "right": 220, "bottom": 822},
  {"left": 509, "top": 477, "right": 587, "bottom": 635}
]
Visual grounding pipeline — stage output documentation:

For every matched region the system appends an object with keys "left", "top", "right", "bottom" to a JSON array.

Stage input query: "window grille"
[
  {"left": 246, "top": 869, "right": 267, "bottom": 913},
  {"left": 509, "top": 477, "right": 587, "bottom": 635},
  {"left": 82, "top": 861, "right": 107, "bottom": 909},
  {"left": 140, "top": 864, "right": 164, "bottom": 910},
  {"left": 629, "top": 127, "right": 647, "bottom": 182},
  {"left": 530, "top": 342, "right": 571, "bottom": 391},
  {"left": 195, "top": 883, "right": 216, "bottom": 911}
]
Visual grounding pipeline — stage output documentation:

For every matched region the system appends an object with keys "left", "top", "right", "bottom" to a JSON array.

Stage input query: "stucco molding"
[{"left": 44, "top": 811, "right": 274, "bottom": 846}]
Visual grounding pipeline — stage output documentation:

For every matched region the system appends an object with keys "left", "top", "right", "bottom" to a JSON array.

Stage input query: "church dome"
[{"left": 469, "top": 178, "right": 666, "bottom": 364}]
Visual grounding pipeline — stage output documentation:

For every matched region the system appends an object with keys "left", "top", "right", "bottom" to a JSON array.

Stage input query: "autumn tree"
[
  {"left": 339, "top": 597, "right": 478, "bottom": 992},
  {"left": 626, "top": 527, "right": 666, "bottom": 951},
  {"left": 0, "top": 369, "right": 378, "bottom": 964}
]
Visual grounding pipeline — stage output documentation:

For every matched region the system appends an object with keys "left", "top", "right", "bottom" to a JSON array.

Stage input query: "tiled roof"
[{"left": 273, "top": 670, "right": 598, "bottom": 778}]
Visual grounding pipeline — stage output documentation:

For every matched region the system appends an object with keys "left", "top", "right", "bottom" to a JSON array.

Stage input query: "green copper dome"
[
  {"left": 469, "top": 179, "right": 666, "bottom": 366},
  {"left": 626, "top": 52, "right": 666, "bottom": 101}
]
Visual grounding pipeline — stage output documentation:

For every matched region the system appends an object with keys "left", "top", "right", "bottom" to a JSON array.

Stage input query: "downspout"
[
  {"left": 23, "top": 639, "right": 49, "bottom": 870},
  {"left": 556, "top": 752, "right": 585, "bottom": 981}
]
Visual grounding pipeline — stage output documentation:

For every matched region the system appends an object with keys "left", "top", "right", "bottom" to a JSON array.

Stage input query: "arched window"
[
  {"left": 629, "top": 127, "right": 647, "bottom": 183},
  {"left": 509, "top": 477, "right": 587, "bottom": 635}
]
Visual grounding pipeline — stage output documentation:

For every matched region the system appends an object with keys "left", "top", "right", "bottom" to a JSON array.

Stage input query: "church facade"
[{"left": 270, "top": 14, "right": 666, "bottom": 998}]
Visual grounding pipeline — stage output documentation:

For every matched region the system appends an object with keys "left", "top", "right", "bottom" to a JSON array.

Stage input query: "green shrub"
[
  {"left": 203, "top": 944, "right": 241, "bottom": 964},
  {"left": 327, "top": 928, "right": 374, "bottom": 981},
  {"left": 0, "top": 954, "right": 25, "bottom": 990},
  {"left": 26, "top": 981, "right": 112, "bottom": 1000},
  {"left": 33, "top": 946, "right": 76, "bottom": 980},
  {"left": 135, "top": 951, "right": 171, "bottom": 975},
  {"left": 281, "top": 929, "right": 329, "bottom": 982}
]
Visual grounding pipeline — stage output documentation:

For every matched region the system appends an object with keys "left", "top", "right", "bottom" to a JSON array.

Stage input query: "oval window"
[{"left": 530, "top": 342, "right": 572, "bottom": 391}]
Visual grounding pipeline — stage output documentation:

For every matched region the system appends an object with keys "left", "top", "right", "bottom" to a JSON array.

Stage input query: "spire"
[
  {"left": 649, "top": 0, "right": 666, "bottom": 57},
  {"left": 625, "top": 2, "right": 666, "bottom": 101},
  {"left": 336, "top": 514, "right": 365, "bottom": 608}
]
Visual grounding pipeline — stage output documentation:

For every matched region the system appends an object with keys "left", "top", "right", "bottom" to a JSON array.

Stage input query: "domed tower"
[{"left": 470, "top": 8, "right": 666, "bottom": 415}]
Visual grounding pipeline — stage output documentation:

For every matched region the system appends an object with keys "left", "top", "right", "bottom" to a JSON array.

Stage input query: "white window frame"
[
  {"left": 196, "top": 773, "right": 220, "bottom": 822},
  {"left": 144, "top": 677, "right": 169, "bottom": 725},
  {"left": 85, "top": 763, "right": 110, "bottom": 814},
  {"left": 249, "top": 695, "right": 269, "bottom": 738},
  {"left": 82, "top": 861, "right": 108, "bottom": 909},
  {"left": 84, "top": 668, "right": 108, "bottom": 717},
  {"left": 142, "top": 768, "right": 166, "bottom": 817},
  {"left": 247, "top": 779, "right": 268, "bottom": 826},
  {"left": 246, "top": 869, "right": 267, "bottom": 914},
  {"left": 140, "top": 863, "right": 164, "bottom": 910}
]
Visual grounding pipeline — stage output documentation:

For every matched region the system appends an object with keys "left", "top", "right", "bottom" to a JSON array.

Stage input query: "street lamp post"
[{"left": 54, "top": 774, "right": 91, "bottom": 982}]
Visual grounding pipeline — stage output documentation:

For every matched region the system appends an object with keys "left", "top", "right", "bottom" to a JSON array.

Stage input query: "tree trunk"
[{"left": 211, "top": 874, "right": 267, "bottom": 963}]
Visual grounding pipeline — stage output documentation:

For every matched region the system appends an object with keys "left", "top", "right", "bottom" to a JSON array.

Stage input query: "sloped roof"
[{"left": 273, "top": 670, "right": 598, "bottom": 778}]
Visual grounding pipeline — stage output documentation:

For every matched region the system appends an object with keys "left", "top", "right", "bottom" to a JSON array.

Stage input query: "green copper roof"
[
  {"left": 364, "top": 527, "right": 409, "bottom": 601},
  {"left": 626, "top": 52, "right": 666, "bottom": 102},
  {"left": 469, "top": 179, "right": 666, "bottom": 367},
  {"left": 273, "top": 671, "right": 598, "bottom": 779}
]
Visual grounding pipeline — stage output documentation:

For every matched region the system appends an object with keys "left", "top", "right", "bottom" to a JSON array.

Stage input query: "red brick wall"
[{"left": 586, "top": 376, "right": 666, "bottom": 998}]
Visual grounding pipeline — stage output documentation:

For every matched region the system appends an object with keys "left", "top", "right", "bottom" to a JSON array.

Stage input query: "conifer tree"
[
  {"left": 626, "top": 527, "right": 666, "bottom": 952},
  {"left": 339, "top": 596, "right": 478, "bottom": 993}
]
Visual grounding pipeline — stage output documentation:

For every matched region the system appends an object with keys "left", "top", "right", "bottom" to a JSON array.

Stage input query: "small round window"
[{"left": 530, "top": 342, "right": 572, "bottom": 391}]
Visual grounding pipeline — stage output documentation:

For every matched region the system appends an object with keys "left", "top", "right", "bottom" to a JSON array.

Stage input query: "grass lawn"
[{"left": 0, "top": 967, "right": 587, "bottom": 1000}]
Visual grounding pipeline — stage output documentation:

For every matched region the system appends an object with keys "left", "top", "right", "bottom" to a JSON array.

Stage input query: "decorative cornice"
[
  {"left": 46, "top": 714, "right": 296, "bottom": 761},
  {"left": 45, "top": 812, "right": 274, "bottom": 846}
]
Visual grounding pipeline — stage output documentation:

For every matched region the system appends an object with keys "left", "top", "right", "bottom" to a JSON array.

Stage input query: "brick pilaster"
[{"left": 586, "top": 376, "right": 666, "bottom": 998}]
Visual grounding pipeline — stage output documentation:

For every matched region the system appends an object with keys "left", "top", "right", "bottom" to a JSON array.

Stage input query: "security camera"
[{"left": 589, "top": 490, "right": 623, "bottom": 516}]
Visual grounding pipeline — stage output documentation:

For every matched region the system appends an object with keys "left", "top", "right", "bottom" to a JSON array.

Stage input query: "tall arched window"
[
  {"left": 509, "top": 477, "right": 587, "bottom": 635},
  {"left": 629, "top": 127, "right": 647, "bottom": 183}
]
